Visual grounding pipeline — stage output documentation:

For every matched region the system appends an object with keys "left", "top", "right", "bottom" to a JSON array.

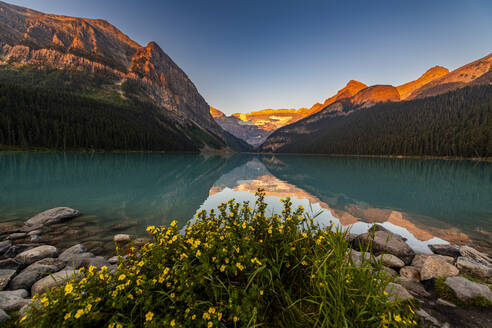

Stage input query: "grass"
[{"left": 18, "top": 191, "right": 418, "bottom": 327}]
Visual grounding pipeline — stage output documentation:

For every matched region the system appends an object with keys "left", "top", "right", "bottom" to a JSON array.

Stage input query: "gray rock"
[
  {"left": 444, "top": 276, "right": 492, "bottom": 302},
  {"left": 456, "top": 256, "right": 492, "bottom": 283},
  {"left": 460, "top": 246, "right": 492, "bottom": 266},
  {"left": 436, "top": 298, "right": 456, "bottom": 307},
  {"left": 63, "top": 252, "right": 95, "bottom": 269},
  {"left": 0, "top": 308, "right": 9, "bottom": 322},
  {"left": 30, "top": 235, "right": 40, "bottom": 242},
  {"left": 0, "top": 258, "right": 22, "bottom": 270},
  {"left": 355, "top": 230, "right": 415, "bottom": 265},
  {"left": 429, "top": 244, "right": 461, "bottom": 258},
  {"left": 86, "top": 256, "right": 110, "bottom": 269},
  {"left": 15, "top": 245, "right": 58, "bottom": 265},
  {"left": 3, "top": 244, "right": 40, "bottom": 258},
  {"left": 400, "top": 266, "right": 420, "bottom": 281},
  {"left": 31, "top": 269, "right": 78, "bottom": 296},
  {"left": 0, "top": 269, "right": 16, "bottom": 290},
  {"left": 58, "top": 244, "right": 86, "bottom": 262},
  {"left": 381, "top": 266, "right": 398, "bottom": 277},
  {"left": 395, "top": 277, "right": 430, "bottom": 298},
  {"left": 7, "top": 232, "right": 27, "bottom": 240},
  {"left": 0, "top": 240, "right": 12, "bottom": 254},
  {"left": 343, "top": 233, "right": 357, "bottom": 243},
  {"left": 9, "top": 258, "right": 65, "bottom": 290},
  {"left": 108, "top": 256, "right": 119, "bottom": 264},
  {"left": 376, "top": 254, "right": 405, "bottom": 268},
  {"left": 416, "top": 309, "right": 441, "bottom": 328},
  {"left": 19, "top": 224, "right": 43, "bottom": 233},
  {"left": 0, "top": 289, "right": 30, "bottom": 310},
  {"left": 113, "top": 234, "right": 131, "bottom": 243},
  {"left": 27, "top": 230, "right": 41, "bottom": 236},
  {"left": 420, "top": 256, "right": 459, "bottom": 280},
  {"left": 384, "top": 282, "right": 413, "bottom": 302},
  {"left": 25, "top": 207, "right": 81, "bottom": 227},
  {"left": 347, "top": 249, "right": 372, "bottom": 267},
  {"left": 411, "top": 254, "right": 454, "bottom": 269}
]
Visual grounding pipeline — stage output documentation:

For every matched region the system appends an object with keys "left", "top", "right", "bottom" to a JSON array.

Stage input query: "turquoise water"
[{"left": 0, "top": 152, "right": 491, "bottom": 252}]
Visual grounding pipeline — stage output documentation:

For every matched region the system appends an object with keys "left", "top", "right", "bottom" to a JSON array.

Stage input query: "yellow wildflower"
[
  {"left": 64, "top": 283, "right": 73, "bottom": 295},
  {"left": 394, "top": 314, "right": 402, "bottom": 323},
  {"left": 20, "top": 315, "right": 27, "bottom": 323},
  {"left": 118, "top": 274, "right": 126, "bottom": 281},
  {"left": 145, "top": 311, "right": 154, "bottom": 322},
  {"left": 233, "top": 316, "right": 239, "bottom": 322},
  {"left": 170, "top": 319, "right": 176, "bottom": 327},
  {"left": 208, "top": 322, "right": 213, "bottom": 328},
  {"left": 74, "top": 309, "right": 84, "bottom": 319},
  {"left": 64, "top": 313, "right": 71, "bottom": 320}
]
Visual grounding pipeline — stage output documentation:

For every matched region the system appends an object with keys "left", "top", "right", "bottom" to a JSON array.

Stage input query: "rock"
[
  {"left": 384, "top": 282, "right": 413, "bottom": 302},
  {"left": 134, "top": 237, "right": 151, "bottom": 248},
  {"left": 459, "top": 246, "right": 492, "bottom": 266},
  {"left": 58, "top": 244, "right": 86, "bottom": 262},
  {"left": 7, "top": 232, "right": 27, "bottom": 240},
  {"left": 381, "top": 266, "right": 398, "bottom": 277},
  {"left": 416, "top": 309, "right": 441, "bottom": 328},
  {"left": 420, "top": 256, "right": 459, "bottom": 280},
  {"left": 0, "top": 308, "right": 9, "bottom": 322},
  {"left": 0, "top": 258, "right": 22, "bottom": 270},
  {"left": 355, "top": 230, "right": 415, "bottom": 265},
  {"left": 27, "top": 230, "right": 41, "bottom": 236},
  {"left": 109, "top": 220, "right": 137, "bottom": 231},
  {"left": 15, "top": 245, "right": 58, "bottom": 265},
  {"left": 395, "top": 277, "right": 430, "bottom": 298},
  {"left": 376, "top": 254, "right": 405, "bottom": 268},
  {"left": 86, "top": 256, "right": 110, "bottom": 269},
  {"left": 62, "top": 252, "right": 95, "bottom": 269},
  {"left": 31, "top": 269, "right": 78, "bottom": 296},
  {"left": 0, "top": 269, "right": 16, "bottom": 290},
  {"left": 3, "top": 244, "right": 40, "bottom": 258},
  {"left": 0, "top": 240, "right": 12, "bottom": 254},
  {"left": 411, "top": 254, "right": 454, "bottom": 269},
  {"left": 436, "top": 298, "right": 456, "bottom": 307},
  {"left": 0, "top": 289, "right": 30, "bottom": 310},
  {"left": 30, "top": 235, "right": 40, "bottom": 242},
  {"left": 347, "top": 249, "right": 371, "bottom": 267},
  {"left": 429, "top": 244, "right": 461, "bottom": 258},
  {"left": 400, "top": 266, "right": 421, "bottom": 281},
  {"left": 343, "top": 233, "right": 357, "bottom": 243},
  {"left": 456, "top": 257, "right": 492, "bottom": 283},
  {"left": 8, "top": 258, "right": 65, "bottom": 290},
  {"left": 19, "top": 224, "right": 43, "bottom": 233},
  {"left": 25, "top": 207, "right": 81, "bottom": 227},
  {"left": 113, "top": 234, "right": 131, "bottom": 243},
  {"left": 108, "top": 256, "right": 119, "bottom": 264},
  {"left": 444, "top": 276, "right": 492, "bottom": 302}
]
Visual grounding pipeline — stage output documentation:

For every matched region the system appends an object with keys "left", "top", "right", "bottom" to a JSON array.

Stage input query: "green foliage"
[
  {"left": 267, "top": 85, "right": 492, "bottom": 158},
  {"left": 0, "top": 82, "right": 228, "bottom": 151},
  {"left": 20, "top": 192, "right": 418, "bottom": 327}
]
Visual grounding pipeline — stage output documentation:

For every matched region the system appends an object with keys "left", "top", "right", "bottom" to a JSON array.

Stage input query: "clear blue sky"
[{"left": 8, "top": 0, "right": 492, "bottom": 114}]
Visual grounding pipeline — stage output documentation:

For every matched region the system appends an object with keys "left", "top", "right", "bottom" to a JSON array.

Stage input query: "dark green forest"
[
  {"left": 263, "top": 85, "right": 492, "bottom": 157},
  {"left": 0, "top": 82, "right": 225, "bottom": 151}
]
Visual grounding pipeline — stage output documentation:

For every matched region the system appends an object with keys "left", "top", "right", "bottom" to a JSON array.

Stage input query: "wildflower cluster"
[{"left": 20, "top": 190, "right": 418, "bottom": 327}]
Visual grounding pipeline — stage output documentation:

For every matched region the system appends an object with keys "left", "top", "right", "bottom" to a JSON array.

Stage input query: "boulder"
[
  {"left": 0, "top": 289, "right": 30, "bottom": 310},
  {"left": 0, "top": 240, "right": 12, "bottom": 254},
  {"left": 429, "top": 244, "right": 461, "bottom": 258},
  {"left": 381, "top": 266, "right": 398, "bottom": 278},
  {"left": 27, "top": 230, "right": 41, "bottom": 236},
  {"left": 444, "top": 276, "right": 492, "bottom": 302},
  {"left": 15, "top": 245, "right": 58, "bottom": 265},
  {"left": 19, "top": 224, "right": 43, "bottom": 233},
  {"left": 7, "top": 232, "right": 27, "bottom": 240},
  {"left": 355, "top": 230, "right": 415, "bottom": 265},
  {"left": 416, "top": 309, "right": 441, "bottom": 328},
  {"left": 62, "top": 252, "right": 95, "bottom": 269},
  {"left": 31, "top": 269, "right": 78, "bottom": 296},
  {"left": 436, "top": 298, "right": 456, "bottom": 307},
  {"left": 30, "top": 235, "right": 40, "bottom": 242},
  {"left": 134, "top": 237, "right": 151, "bottom": 248},
  {"left": 400, "top": 266, "right": 420, "bottom": 281},
  {"left": 8, "top": 258, "right": 65, "bottom": 290},
  {"left": 411, "top": 254, "right": 454, "bottom": 269},
  {"left": 0, "top": 258, "right": 22, "bottom": 270},
  {"left": 376, "top": 254, "right": 405, "bottom": 268},
  {"left": 459, "top": 246, "right": 492, "bottom": 266},
  {"left": 108, "top": 256, "right": 119, "bottom": 264},
  {"left": 0, "top": 308, "right": 9, "bottom": 323},
  {"left": 395, "top": 277, "right": 430, "bottom": 298},
  {"left": 347, "top": 249, "right": 371, "bottom": 267},
  {"left": 420, "top": 256, "right": 459, "bottom": 280},
  {"left": 113, "top": 234, "right": 131, "bottom": 243},
  {"left": 456, "top": 256, "right": 492, "bottom": 283},
  {"left": 384, "top": 282, "right": 413, "bottom": 302},
  {"left": 25, "top": 207, "right": 81, "bottom": 227},
  {"left": 0, "top": 269, "right": 16, "bottom": 290},
  {"left": 58, "top": 244, "right": 86, "bottom": 262},
  {"left": 3, "top": 244, "right": 41, "bottom": 258}
]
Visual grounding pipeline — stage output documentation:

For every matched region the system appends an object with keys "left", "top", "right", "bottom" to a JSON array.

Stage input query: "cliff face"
[
  {"left": 397, "top": 66, "right": 449, "bottom": 100},
  {"left": 0, "top": 1, "right": 239, "bottom": 149}
]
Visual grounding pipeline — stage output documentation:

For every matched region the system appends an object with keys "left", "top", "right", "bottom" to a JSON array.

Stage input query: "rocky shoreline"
[{"left": 0, "top": 207, "right": 491, "bottom": 327}]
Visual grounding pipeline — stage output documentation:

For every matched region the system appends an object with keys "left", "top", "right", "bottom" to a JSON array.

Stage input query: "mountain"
[
  {"left": 396, "top": 66, "right": 449, "bottom": 100},
  {"left": 210, "top": 80, "right": 368, "bottom": 146},
  {"left": 0, "top": 1, "right": 250, "bottom": 152},
  {"left": 260, "top": 84, "right": 492, "bottom": 157},
  {"left": 407, "top": 53, "right": 492, "bottom": 99}
]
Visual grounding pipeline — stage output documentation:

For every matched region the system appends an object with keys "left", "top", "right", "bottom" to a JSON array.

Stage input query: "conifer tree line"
[{"left": 266, "top": 85, "right": 492, "bottom": 158}]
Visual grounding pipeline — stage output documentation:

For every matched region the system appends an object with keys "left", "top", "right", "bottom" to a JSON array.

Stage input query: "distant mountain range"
[
  {"left": 213, "top": 54, "right": 492, "bottom": 157},
  {"left": 0, "top": 1, "right": 250, "bottom": 152}
]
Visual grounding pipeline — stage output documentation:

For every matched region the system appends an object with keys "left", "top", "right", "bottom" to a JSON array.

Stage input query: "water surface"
[{"left": 0, "top": 152, "right": 490, "bottom": 253}]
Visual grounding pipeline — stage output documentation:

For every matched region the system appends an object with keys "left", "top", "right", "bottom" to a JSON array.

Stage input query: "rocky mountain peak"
[
  {"left": 397, "top": 65, "right": 449, "bottom": 100},
  {"left": 351, "top": 85, "right": 400, "bottom": 108}
]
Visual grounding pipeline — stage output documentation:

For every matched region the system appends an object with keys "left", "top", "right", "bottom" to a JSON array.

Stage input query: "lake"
[{"left": 0, "top": 152, "right": 491, "bottom": 254}]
